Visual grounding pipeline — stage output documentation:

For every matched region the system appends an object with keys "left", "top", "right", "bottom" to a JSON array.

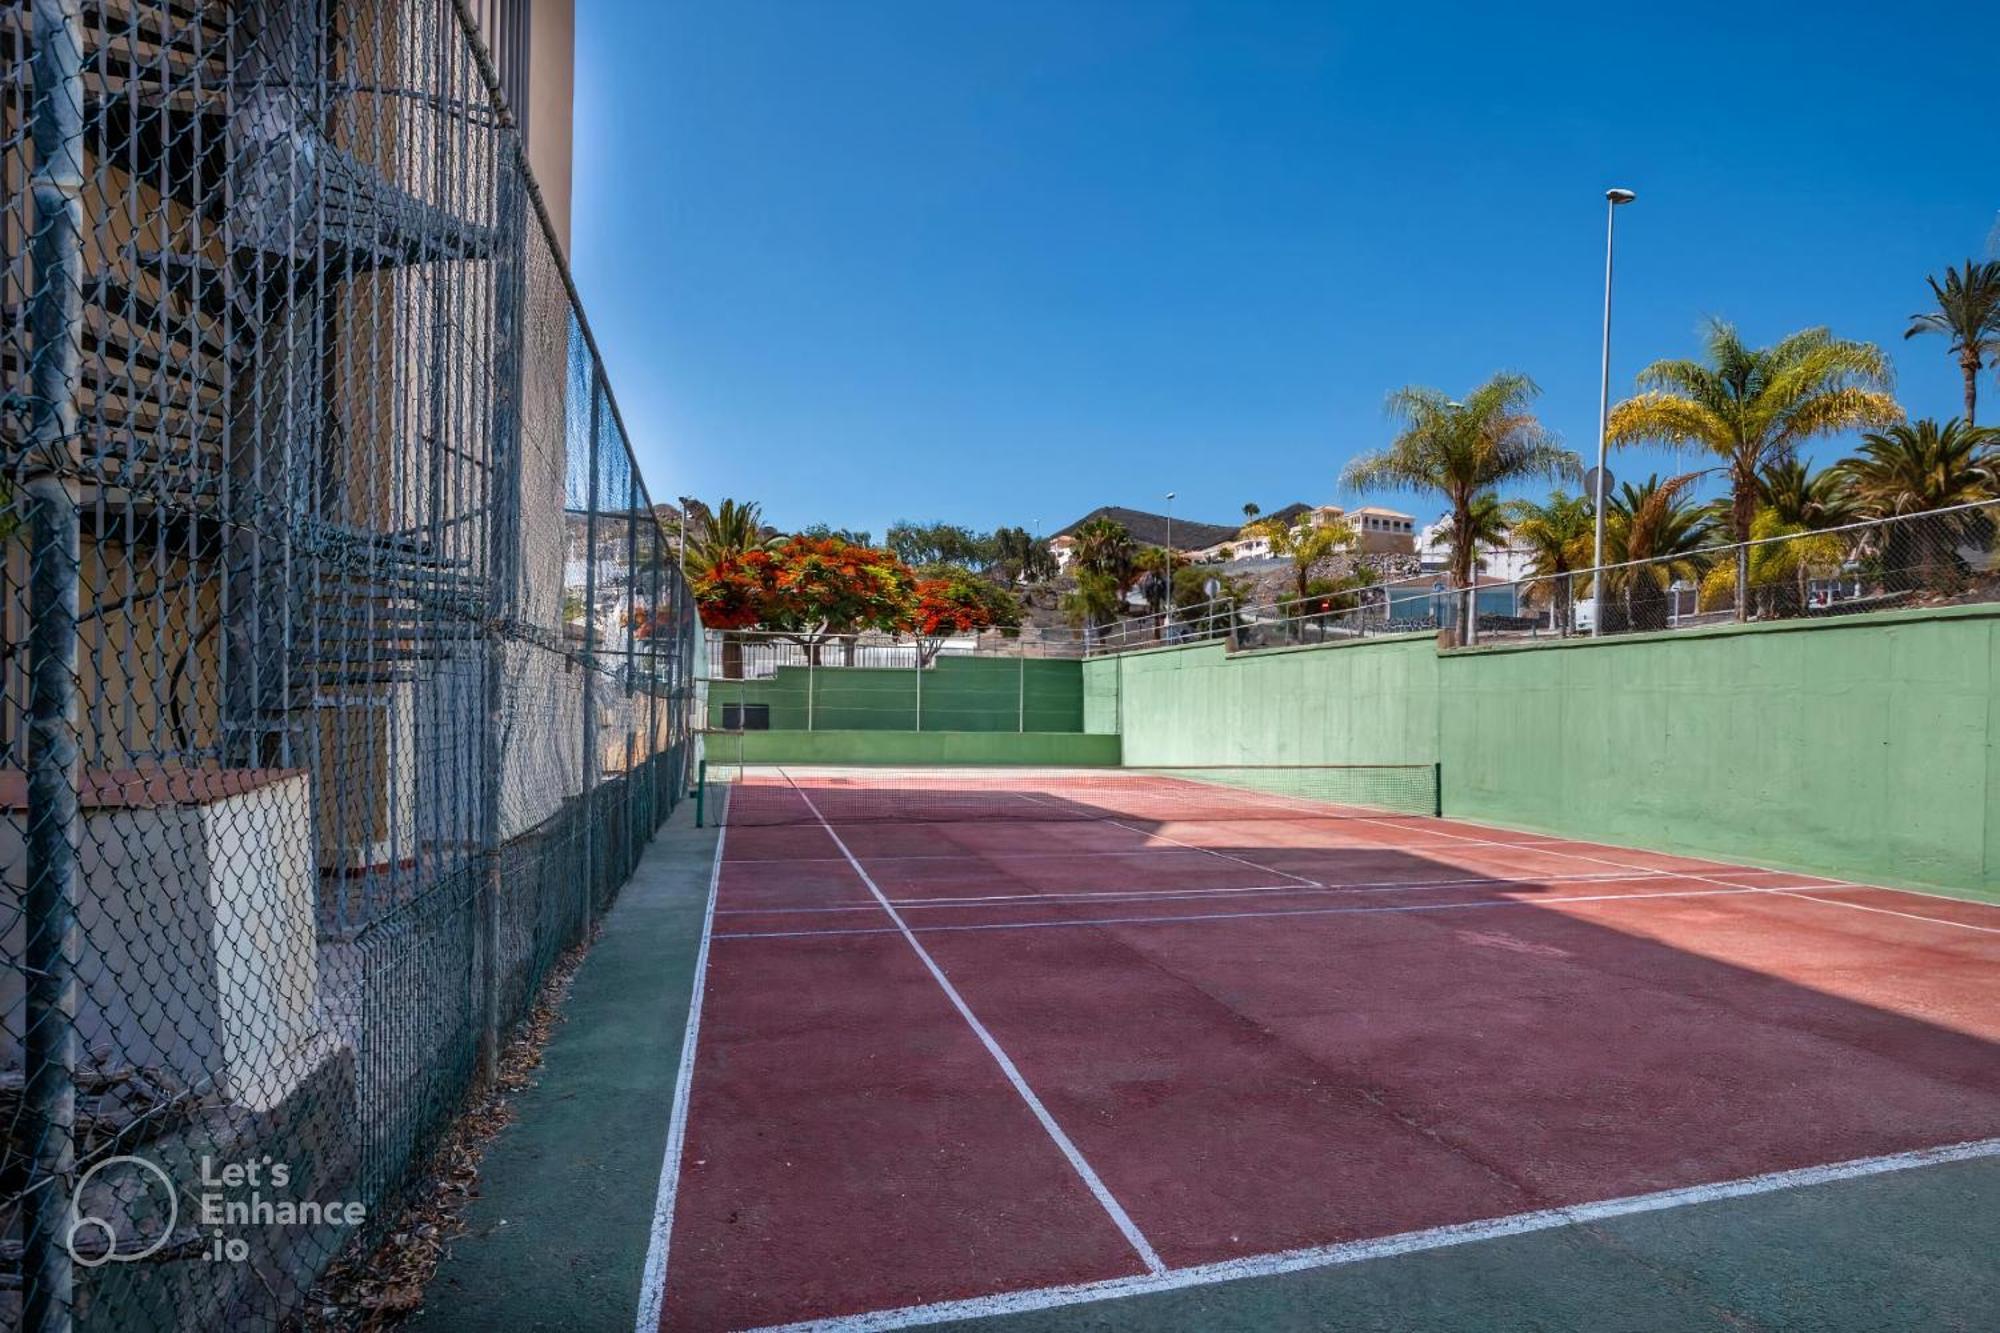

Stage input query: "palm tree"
[
  {"left": 683, "top": 498, "right": 773, "bottom": 577},
  {"left": 1599, "top": 473, "right": 1715, "bottom": 632},
  {"left": 1426, "top": 492, "right": 1509, "bottom": 576},
  {"left": 1838, "top": 419, "right": 2000, "bottom": 592},
  {"left": 1755, "top": 457, "right": 1859, "bottom": 532},
  {"left": 1069, "top": 517, "right": 1138, "bottom": 592},
  {"left": 1504, "top": 490, "right": 1594, "bottom": 633},
  {"left": 1253, "top": 515, "right": 1357, "bottom": 602},
  {"left": 1607, "top": 320, "right": 1900, "bottom": 619},
  {"left": 1134, "top": 546, "right": 1176, "bottom": 620},
  {"left": 1905, "top": 260, "right": 2000, "bottom": 425},
  {"left": 1341, "top": 373, "right": 1578, "bottom": 605},
  {"left": 1062, "top": 571, "right": 1124, "bottom": 635},
  {"left": 1711, "top": 459, "right": 1861, "bottom": 618},
  {"left": 1242, "top": 501, "right": 1261, "bottom": 522}
]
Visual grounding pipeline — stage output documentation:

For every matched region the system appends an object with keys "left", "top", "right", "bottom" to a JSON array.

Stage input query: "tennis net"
[{"left": 696, "top": 763, "right": 1441, "bottom": 827}]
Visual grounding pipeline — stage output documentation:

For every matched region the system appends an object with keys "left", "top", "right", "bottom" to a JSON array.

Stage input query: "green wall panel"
[
  {"left": 707, "top": 656, "right": 1085, "bottom": 733},
  {"left": 1098, "top": 635, "right": 1442, "bottom": 768},
  {"left": 1105, "top": 610, "right": 1998, "bottom": 898},
  {"left": 1439, "top": 611, "right": 1997, "bottom": 896},
  {"left": 710, "top": 729, "right": 1122, "bottom": 767}
]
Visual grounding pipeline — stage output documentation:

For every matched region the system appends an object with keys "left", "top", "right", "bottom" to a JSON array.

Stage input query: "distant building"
[
  {"left": 1417, "top": 514, "right": 1536, "bottom": 583},
  {"left": 1348, "top": 506, "right": 1417, "bottom": 554}
]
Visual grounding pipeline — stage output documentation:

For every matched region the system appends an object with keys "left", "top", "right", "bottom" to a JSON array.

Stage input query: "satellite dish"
[{"left": 1583, "top": 466, "right": 1616, "bottom": 504}]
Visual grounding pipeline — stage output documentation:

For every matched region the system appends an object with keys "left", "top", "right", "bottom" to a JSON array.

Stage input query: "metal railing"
[
  {"left": 1081, "top": 498, "right": 2000, "bottom": 656},
  {"left": 1, "top": 3, "right": 699, "bottom": 1328},
  {"left": 1466, "top": 497, "right": 2000, "bottom": 646}
]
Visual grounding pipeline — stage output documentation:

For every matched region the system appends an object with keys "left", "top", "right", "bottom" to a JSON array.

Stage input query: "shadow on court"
[{"left": 660, "top": 786, "right": 2000, "bottom": 1331}]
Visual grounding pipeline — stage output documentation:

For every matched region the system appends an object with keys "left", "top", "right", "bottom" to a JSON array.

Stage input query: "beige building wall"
[{"left": 466, "top": 0, "right": 576, "bottom": 254}]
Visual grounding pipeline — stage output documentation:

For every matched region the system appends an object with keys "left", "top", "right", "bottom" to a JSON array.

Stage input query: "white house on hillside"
[{"left": 1417, "top": 515, "right": 1536, "bottom": 583}]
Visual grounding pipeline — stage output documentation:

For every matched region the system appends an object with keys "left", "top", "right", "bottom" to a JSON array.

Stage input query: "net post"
[
  {"left": 914, "top": 640, "right": 923, "bottom": 731},
  {"left": 695, "top": 758, "right": 707, "bottom": 827},
  {"left": 807, "top": 642, "right": 815, "bottom": 732},
  {"left": 1018, "top": 649, "right": 1025, "bottom": 733},
  {"left": 1432, "top": 761, "right": 1443, "bottom": 817}
]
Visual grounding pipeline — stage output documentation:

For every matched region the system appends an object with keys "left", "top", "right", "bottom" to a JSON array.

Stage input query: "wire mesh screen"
[{"left": 1, "top": 2, "right": 699, "bottom": 1328}]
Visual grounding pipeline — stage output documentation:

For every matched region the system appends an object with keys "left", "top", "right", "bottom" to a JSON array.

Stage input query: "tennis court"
[{"left": 643, "top": 763, "right": 2000, "bottom": 1331}]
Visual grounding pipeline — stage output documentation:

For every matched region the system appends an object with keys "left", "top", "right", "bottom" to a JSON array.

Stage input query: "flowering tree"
[
  {"left": 909, "top": 570, "right": 1022, "bottom": 664},
  {"left": 693, "top": 536, "right": 917, "bottom": 669}
]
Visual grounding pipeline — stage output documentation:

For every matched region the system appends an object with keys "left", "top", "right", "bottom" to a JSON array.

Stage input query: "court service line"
[
  {"left": 786, "top": 776, "right": 1168, "bottom": 1276},
  {"left": 1340, "top": 813, "right": 1812, "bottom": 896},
  {"left": 1414, "top": 815, "right": 2000, "bottom": 917},
  {"left": 741, "top": 1135, "right": 2000, "bottom": 1332},
  {"left": 1006, "top": 789, "right": 1328, "bottom": 888},
  {"left": 713, "top": 881, "right": 1811, "bottom": 941},
  {"left": 1774, "top": 890, "right": 2000, "bottom": 937},
  {"left": 1099, "top": 816, "right": 1325, "bottom": 887},
  {"left": 632, "top": 823, "right": 727, "bottom": 1333},
  {"left": 712, "top": 867, "right": 1687, "bottom": 917}
]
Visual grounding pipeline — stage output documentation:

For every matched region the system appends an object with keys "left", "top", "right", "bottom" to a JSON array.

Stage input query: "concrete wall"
[
  {"left": 706, "top": 729, "right": 1121, "bottom": 768},
  {"left": 1093, "top": 607, "right": 1999, "bottom": 899},
  {"left": 1440, "top": 607, "right": 1998, "bottom": 896},
  {"left": 708, "top": 656, "right": 1085, "bottom": 733},
  {"left": 1091, "top": 635, "right": 1441, "bottom": 768}
]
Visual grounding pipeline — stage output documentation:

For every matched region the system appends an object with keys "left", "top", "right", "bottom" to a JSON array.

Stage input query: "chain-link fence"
[
  {"left": 1084, "top": 499, "right": 2000, "bottom": 655},
  {"left": 706, "top": 628, "right": 1085, "bottom": 734},
  {"left": 2, "top": 2, "right": 699, "bottom": 1328}
]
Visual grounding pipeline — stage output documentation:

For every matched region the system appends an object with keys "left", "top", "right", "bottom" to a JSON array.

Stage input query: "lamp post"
[
  {"left": 1164, "top": 491, "right": 1176, "bottom": 637},
  {"left": 1590, "top": 187, "right": 1637, "bottom": 638}
]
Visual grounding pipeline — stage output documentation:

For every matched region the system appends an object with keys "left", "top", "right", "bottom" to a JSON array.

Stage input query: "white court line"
[
  {"left": 783, "top": 771, "right": 1167, "bottom": 1276},
  {"left": 1774, "top": 890, "right": 2000, "bottom": 937},
  {"left": 742, "top": 1136, "right": 2000, "bottom": 1332},
  {"left": 712, "top": 882, "right": 1809, "bottom": 941},
  {"left": 1340, "top": 814, "right": 1810, "bottom": 896},
  {"left": 713, "top": 867, "right": 1685, "bottom": 917},
  {"left": 1420, "top": 816, "right": 2000, "bottom": 915},
  {"left": 632, "top": 823, "right": 727, "bottom": 1333},
  {"left": 1008, "top": 789, "right": 1327, "bottom": 889}
]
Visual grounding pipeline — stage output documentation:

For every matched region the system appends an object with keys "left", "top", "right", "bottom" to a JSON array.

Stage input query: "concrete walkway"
[{"left": 417, "top": 802, "right": 716, "bottom": 1332}]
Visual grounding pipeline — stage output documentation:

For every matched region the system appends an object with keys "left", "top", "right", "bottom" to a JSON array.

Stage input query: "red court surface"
[{"left": 647, "top": 771, "right": 2000, "bottom": 1332}]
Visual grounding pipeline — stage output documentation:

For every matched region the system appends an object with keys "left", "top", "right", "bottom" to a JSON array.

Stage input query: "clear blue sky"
[{"left": 570, "top": 0, "right": 1998, "bottom": 539}]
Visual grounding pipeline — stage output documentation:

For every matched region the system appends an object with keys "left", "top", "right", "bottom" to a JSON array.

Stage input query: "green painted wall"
[
  {"left": 1441, "top": 609, "right": 1998, "bottom": 896},
  {"left": 708, "top": 729, "right": 1121, "bottom": 767},
  {"left": 1100, "top": 608, "right": 2000, "bottom": 898},
  {"left": 707, "top": 656, "right": 1084, "bottom": 733},
  {"left": 1088, "top": 634, "right": 1442, "bottom": 768}
]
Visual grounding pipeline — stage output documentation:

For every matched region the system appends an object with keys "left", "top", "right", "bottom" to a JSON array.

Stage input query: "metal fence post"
[
  {"left": 624, "top": 482, "right": 639, "bottom": 873},
  {"left": 1735, "top": 542, "right": 1749, "bottom": 622},
  {"left": 646, "top": 540, "right": 662, "bottom": 825},
  {"left": 1018, "top": 650, "right": 1025, "bottom": 733},
  {"left": 580, "top": 375, "right": 603, "bottom": 929},
  {"left": 477, "top": 156, "right": 524, "bottom": 1085},
  {"left": 807, "top": 649, "right": 815, "bottom": 732},
  {"left": 914, "top": 644, "right": 923, "bottom": 732},
  {"left": 23, "top": 2, "right": 86, "bottom": 1326}
]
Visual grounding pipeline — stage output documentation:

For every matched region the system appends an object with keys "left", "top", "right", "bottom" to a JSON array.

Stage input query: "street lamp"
[
  {"left": 1164, "top": 491, "right": 1176, "bottom": 635},
  {"left": 1590, "top": 187, "right": 1636, "bottom": 638}
]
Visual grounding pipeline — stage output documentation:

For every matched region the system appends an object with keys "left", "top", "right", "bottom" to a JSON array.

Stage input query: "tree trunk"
[
  {"left": 1963, "top": 353, "right": 1980, "bottom": 427},
  {"left": 1732, "top": 467, "right": 1757, "bottom": 621}
]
